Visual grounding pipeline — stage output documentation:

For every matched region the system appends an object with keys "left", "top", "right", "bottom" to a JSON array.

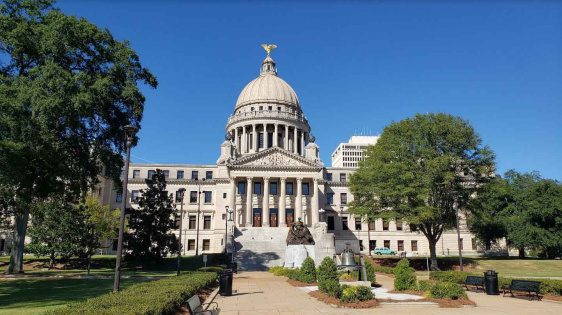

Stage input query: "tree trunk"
[
  {"left": 87, "top": 254, "right": 92, "bottom": 275},
  {"left": 518, "top": 247, "right": 526, "bottom": 258},
  {"left": 6, "top": 208, "right": 30, "bottom": 274},
  {"left": 429, "top": 239, "right": 440, "bottom": 270}
]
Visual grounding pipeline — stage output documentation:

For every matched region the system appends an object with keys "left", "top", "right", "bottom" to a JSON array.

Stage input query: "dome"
[{"left": 235, "top": 74, "right": 300, "bottom": 109}]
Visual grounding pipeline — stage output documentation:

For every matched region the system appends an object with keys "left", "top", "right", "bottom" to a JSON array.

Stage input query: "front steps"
[{"left": 232, "top": 226, "right": 289, "bottom": 270}]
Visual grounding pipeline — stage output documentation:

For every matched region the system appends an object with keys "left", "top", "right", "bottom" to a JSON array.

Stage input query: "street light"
[
  {"left": 455, "top": 204, "right": 464, "bottom": 271},
  {"left": 176, "top": 188, "right": 186, "bottom": 276},
  {"left": 195, "top": 178, "right": 205, "bottom": 256},
  {"left": 319, "top": 208, "right": 326, "bottom": 222},
  {"left": 113, "top": 124, "right": 137, "bottom": 292},
  {"left": 224, "top": 206, "right": 233, "bottom": 254}
]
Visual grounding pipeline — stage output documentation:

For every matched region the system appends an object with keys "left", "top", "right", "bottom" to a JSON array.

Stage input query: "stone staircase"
[{"left": 232, "top": 227, "right": 289, "bottom": 271}]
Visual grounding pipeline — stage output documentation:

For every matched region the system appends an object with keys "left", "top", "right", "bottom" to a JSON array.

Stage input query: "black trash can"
[
  {"left": 219, "top": 269, "right": 233, "bottom": 296},
  {"left": 228, "top": 261, "right": 238, "bottom": 274},
  {"left": 484, "top": 270, "right": 499, "bottom": 295}
]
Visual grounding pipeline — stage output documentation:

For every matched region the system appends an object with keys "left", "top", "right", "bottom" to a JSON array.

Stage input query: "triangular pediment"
[{"left": 229, "top": 147, "right": 323, "bottom": 170}]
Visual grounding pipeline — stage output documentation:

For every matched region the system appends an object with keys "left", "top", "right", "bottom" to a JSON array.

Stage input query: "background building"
[{"left": 331, "top": 136, "right": 379, "bottom": 168}]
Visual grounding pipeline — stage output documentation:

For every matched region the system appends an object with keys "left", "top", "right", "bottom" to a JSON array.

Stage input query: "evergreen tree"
[{"left": 125, "top": 169, "right": 178, "bottom": 262}]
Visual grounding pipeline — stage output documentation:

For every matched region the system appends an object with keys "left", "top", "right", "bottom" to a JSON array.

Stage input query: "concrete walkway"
[{"left": 214, "top": 272, "right": 562, "bottom": 315}]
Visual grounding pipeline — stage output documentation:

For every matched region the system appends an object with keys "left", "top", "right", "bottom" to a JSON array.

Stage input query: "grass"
[{"left": 0, "top": 254, "right": 227, "bottom": 314}]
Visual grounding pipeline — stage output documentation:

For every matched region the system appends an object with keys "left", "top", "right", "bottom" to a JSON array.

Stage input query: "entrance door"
[
  {"left": 269, "top": 208, "right": 278, "bottom": 227},
  {"left": 253, "top": 208, "right": 262, "bottom": 227},
  {"left": 286, "top": 208, "right": 294, "bottom": 226}
]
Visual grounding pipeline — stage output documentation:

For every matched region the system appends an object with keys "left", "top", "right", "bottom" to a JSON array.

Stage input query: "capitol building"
[{"left": 97, "top": 46, "right": 479, "bottom": 268}]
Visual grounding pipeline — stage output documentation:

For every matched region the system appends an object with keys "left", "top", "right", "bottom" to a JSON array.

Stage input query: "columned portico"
[
  {"left": 279, "top": 177, "right": 287, "bottom": 227},
  {"left": 295, "top": 177, "right": 303, "bottom": 220},
  {"left": 312, "top": 179, "right": 319, "bottom": 224},
  {"left": 263, "top": 177, "right": 270, "bottom": 226},
  {"left": 246, "top": 177, "right": 253, "bottom": 226}
]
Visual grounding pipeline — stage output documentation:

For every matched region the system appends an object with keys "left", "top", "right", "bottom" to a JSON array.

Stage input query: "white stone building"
[
  {"left": 95, "top": 47, "right": 480, "bottom": 268},
  {"left": 331, "top": 136, "right": 379, "bottom": 168}
]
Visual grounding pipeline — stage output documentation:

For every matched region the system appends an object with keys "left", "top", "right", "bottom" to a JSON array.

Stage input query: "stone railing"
[{"left": 227, "top": 110, "right": 308, "bottom": 127}]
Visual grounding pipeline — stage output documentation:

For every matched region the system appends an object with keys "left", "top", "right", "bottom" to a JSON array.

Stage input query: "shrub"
[
  {"left": 47, "top": 272, "right": 216, "bottom": 315},
  {"left": 340, "top": 285, "right": 358, "bottom": 303},
  {"left": 356, "top": 286, "right": 374, "bottom": 301},
  {"left": 371, "top": 264, "right": 395, "bottom": 274},
  {"left": 394, "top": 259, "right": 417, "bottom": 291},
  {"left": 429, "top": 271, "right": 469, "bottom": 284},
  {"left": 269, "top": 266, "right": 284, "bottom": 275},
  {"left": 198, "top": 266, "right": 224, "bottom": 272},
  {"left": 286, "top": 268, "right": 301, "bottom": 280},
  {"left": 317, "top": 257, "right": 338, "bottom": 283},
  {"left": 418, "top": 280, "right": 435, "bottom": 291},
  {"left": 339, "top": 272, "right": 355, "bottom": 281},
  {"left": 364, "top": 261, "right": 376, "bottom": 285},
  {"left": 320, "top": 279, "right": 342, "bottom": 298},
  {"left": 428, "top": 282, "right": 467, "bottom": 300},
  {"left": 298, "top": 257, "right": 316, "bottom": 283}
]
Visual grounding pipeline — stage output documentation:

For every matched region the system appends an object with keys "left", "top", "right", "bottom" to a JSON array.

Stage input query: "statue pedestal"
[{"left": 284, "top": 244, "right": 315, "bottom": 268}]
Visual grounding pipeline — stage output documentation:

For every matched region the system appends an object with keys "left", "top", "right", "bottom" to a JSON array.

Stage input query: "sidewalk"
[{"left": 214, "top": 272, "right": 562, "bottom": 315}]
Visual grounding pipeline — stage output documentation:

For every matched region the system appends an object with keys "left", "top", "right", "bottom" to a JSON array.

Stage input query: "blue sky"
[{"left": 58, "top": 0, "right": 562, "bottom": 180}]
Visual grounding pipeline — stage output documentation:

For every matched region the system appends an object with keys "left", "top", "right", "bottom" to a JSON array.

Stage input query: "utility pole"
[{"left": 176, "top": 188, "right": 186, "bottom": 276}]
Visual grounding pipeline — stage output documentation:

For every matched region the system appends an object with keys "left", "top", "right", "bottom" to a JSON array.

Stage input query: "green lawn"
[{"left": 465, "top": 258, "right": 562, "bottom": 278}]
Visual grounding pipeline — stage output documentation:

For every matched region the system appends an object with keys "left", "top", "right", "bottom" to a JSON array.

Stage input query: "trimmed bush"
[
  {"left": 417, "top": 280, "right": 435, "bottom": 291},
  {"left": 47, "top": 272, "right": 216, "bottom": 315},
  {"left": 317, "top": 257, "right": 338, "bottom": 283},
  {"left": 428, "top": 282, "right": 467, "bottom": 300},
  {"left": 394, "top": 259, "right": 417, "bottom": 291},
  {"left": 371, "top": 264, "right": 395, "bottom": 274},
  {"left": 298, "top": 257, "right": 317, "bottom": 283},
  {"left": 356, "top": 286, "right": 374, "bottom": 301},
  {"left": 320, "top": 279, "right": 342, "bottom": 298},
  {"left": 340, "top": 285, "right": 358, "bottom": 303},
  {"left": 364, "top": 261, "right": 376, "bottom": 285},
  {"left": 198, "top": 266, "right": 224, "bottom": 272},
  {"left": 339, "top": 272, "right": 355, "bottom": 281},
  {"left": 429, "top": 271, "right": 469, "bottom": 284}
]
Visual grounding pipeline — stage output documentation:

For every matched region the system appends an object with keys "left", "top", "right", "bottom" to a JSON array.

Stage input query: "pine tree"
[{"left": 125, "top": 169, "right": 178, "bottom": 262}]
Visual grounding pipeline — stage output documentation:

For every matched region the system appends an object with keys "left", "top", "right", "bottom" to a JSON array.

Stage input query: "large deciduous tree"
[
  {"left": 350, "top": 113, "right": 495, "bottom": 269},
  {"left": 0, "top": 0, "right": 157, "bottom": 273},
  {"left": 125, "top": 169, "right": 178, "bottom": 262}
]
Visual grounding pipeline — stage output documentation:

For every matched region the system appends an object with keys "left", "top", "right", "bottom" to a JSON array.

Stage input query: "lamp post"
[
  {"left": 455, "top": 203, "right": 464, "bottom": 271},
  {"left": 319, "top": 208, "right": 325, "bottom": 222},
  {"left": 224, "top": 206, "right": 233, "bottom": 254},
  {"left": 195, "top": 178, "right": 205, "bottom": 256},
  {"left": 176, "top": 188, "right": 186, "bottom": 276},
  {"left": 113, "top": 125, "right": 137, "bottom": 292}
]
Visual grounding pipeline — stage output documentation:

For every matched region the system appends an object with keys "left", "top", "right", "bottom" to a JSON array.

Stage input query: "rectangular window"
[
  {"left": 383, "top": 220, "right": 389, "bottom": 231},
  {"left": 340, "top": 193, "right": 347, "bottom": 205},
  {"left": 472, "top": 238, "right": 477, "bottom": 250},
  {"left": 325, "top": 172, "right": 333, "bottom": 181},
  {"left": 286, "top": 182, "right": 294, "bottom": 195},
  {"left": 175, "top": 191, "right": 183, "bottom": 202},
  {"left": 411, "top": 240, "right": 418, "bottom": 251},
  {"left": 342, "top": 217, "right": 349, "bottom": 230},
  {"left": 177, "top": 170, "right": 184, "bottom": 179},
  {"left": 147, "top": 170, "right": 156, "bottom": 179},
  {"left": 355, "top": 218, "right": 362, "bottom": 230},
  {"left": 459, "top": 238, "right": 464, "bottom": 250},
  {"left": 254, "top": 182, "right": 262, "bottom": 195},
  {"left": 187, "top": 239, "right": 195, "bottom": 251},
  {"left": 302, "top": 183, "right": 310, "bottom": 195},
  {"left": 368, "top": 221, "right": 375, "bottom": 231},
  {"left": 270, "top": 182, "right": 278, "bottom": 195},
  {"left": 203, "top": 215, "right": 211, "bottom": 229},
  {"left": 204, "top": 191, "right": 212, "bottom": 203},
  {"left": 359, "top": 240, "right": 364, "bottom": 251},
  {"left": 237, "top": 181, "right": 246, "bottom": 195},
  {"left": 205, "top": 171, "right": 213, "bottom": 180},
  {"left": 340, "top": 173, "right": 347, "bottom": 182},
  {"left": 369, "top": 240, "right": 376, "bottom": 252},
  {"left": 191, "top": 171, "right": 198, "bottom": 180},
  {"left": 396, "top": 220, "right": 403, "bottom": 231},
  {"left": 131, "top": 190, "right": 140, "bottom": 203},
  {"left": 174, "top": 214, "right": 180, "bottom": 229},
  {"left": 162, "top": 170, "right": 170, "bottom": 178},
  {"left": 132, "top": 169, "right": 140, "bottom": 179},
  {"left": 384, "top": 240, "right": 390, "bottom": 249},
  {"left": 223, "top": 192, "right": 227, "bottom": 199},
  {"left": 258, "top": 132, "right": 264, "bottom": 148},
  {"left": 115, "top": 191, "right": 123, "bottom": 203},
  {"left": 189, "top": 191, "right": 197, "bottom": 203},
  {"left": 327, "top": 216, "right": 335, "bottom": 230},
  {"left": 188, "top": 216, "right": 196, "bottom": 229},
  {"left": 326, "top": 193, "right": 334, "bottom": 205},
  {"left": 202, "top": 239, "right": 210, "bottom": 251},
  {"left": 398, "top": 240, "right": 404, "bottom": 251}
]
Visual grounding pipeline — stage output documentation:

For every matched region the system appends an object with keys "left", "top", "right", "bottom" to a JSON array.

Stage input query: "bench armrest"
[{"left": 201, "top": 301, "right": 218, "bottom": 310}]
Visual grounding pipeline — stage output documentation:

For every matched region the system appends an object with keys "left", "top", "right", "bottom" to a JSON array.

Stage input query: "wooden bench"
[
  {"left": 502, "top": 280, "right": 542, "bottom": 301},
  {"left": 186, "top": 294, "right": 218, "bottom": 315},
  {"left": 464, "top": 275, "right": 485, "bottom": 292}
]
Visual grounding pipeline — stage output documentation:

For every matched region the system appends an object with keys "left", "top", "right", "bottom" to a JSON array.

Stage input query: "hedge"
[
  {"left": 430, "top": 271, "right": 562, "bottom": 296},
  {"left": 427, "top": 282, "right": 467, "bottom": 300},
  {"left": 46, "top": 272, "right": 217, "bottom": 315}
]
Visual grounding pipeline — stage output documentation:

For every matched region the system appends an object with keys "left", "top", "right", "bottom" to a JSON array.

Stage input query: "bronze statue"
[{"left": 286, "top": 219, "right": 315, "bottom": 245}]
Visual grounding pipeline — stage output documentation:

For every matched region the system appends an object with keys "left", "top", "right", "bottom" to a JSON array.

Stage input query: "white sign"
[{"left": 203, "top": 255, "right": 207, "bottom": 262}]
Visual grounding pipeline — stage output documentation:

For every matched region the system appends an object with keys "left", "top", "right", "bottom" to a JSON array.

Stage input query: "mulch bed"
[
  {"left": 309, "top": 290, "right": 379, "bottom": 308},
  {"left": 287, "top": 279, "right": 318, "bottom": 287},
  {"left": 385, "top": 290, "right": 476, "bottom": 308}
]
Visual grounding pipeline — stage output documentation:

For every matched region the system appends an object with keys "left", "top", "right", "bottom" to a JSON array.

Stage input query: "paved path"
[{"left": 214, "top": 272, "right": 562, "bottom": 315}]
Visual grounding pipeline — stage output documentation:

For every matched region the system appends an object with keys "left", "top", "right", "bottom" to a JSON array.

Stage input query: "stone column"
[
  {"left": 234, "top": 128, "right": 239, "bottom": 154},
  {"left": 279, "top": 177, "right": 287, "bottom": 227},
  {"left": 274, "top": 124, "right": 279, "bottom": 147},
  {"left": 230, "top": 178, "right": 236, "bottom": 226},
  {"left": 301, "top": 131, "right": 305, "bottom": 156},
  {"left": 296, "top": 177, "right": 303, "bottom": 221},
  {"left": 252, "top": 124, "right": 258, "bottom": 153},
  {"left": 263, "top": 123, "right": 268, "bottom": 149},
  {"left": 263, "top": 177, "right": 270, "bottom": 226},
  {"left": 242, "top": 126, "right": 247, "bottom": 153},
  {"left": 284, "top": 125, "right": 289, "bottom": 150},
  {"left": 311, "top": 179, "right": 319, "bottom": 224},
  {"left": 293, "top": 127, "right": 298, "bottom": 154},
  {"left": 246, "top": 177, "right": 253, "bottom": 226}
]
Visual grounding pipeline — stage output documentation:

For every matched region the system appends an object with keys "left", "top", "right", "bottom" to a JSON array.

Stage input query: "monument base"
[{"left": 284, "top": 244, "right": 315, "bottom": 268}]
